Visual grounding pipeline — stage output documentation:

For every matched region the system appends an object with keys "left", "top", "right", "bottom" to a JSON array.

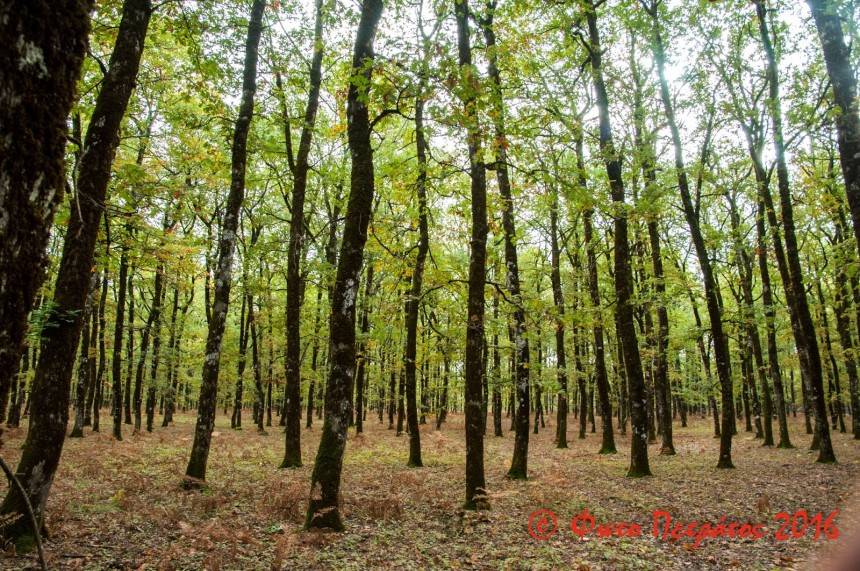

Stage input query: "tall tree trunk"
[
  {"left": 404, "top": 79, "right": 431, "bottom": 466},
  {"left": 0, "top": 0, "right": 92, "bottom": 433},
  {"left": 0, "top": 0, "right": 150, "bottom": 544},
  {"left": 549, "top": 184, "right": 570, "bottom": 449},
  {"left": 125, "top": 266, "right": 135, "bottom": 425},
  {"left": 648, "top": 4, "right": 733, "bottom": 467},
  {"left": 305, "top": 0, "right": 382, "bottom": 531},
  {"left": 279, "top": 0, "right": 324, "bottom": 468},
  {"left": 480, "top": 5, "right": 530, "bottom": 480},
  {"left": 755, "top": 0, "right": 835, "bottom": 463},
  {"left": 728, "top": 193, "right": 772, "bottom": 444},
  {"left": 455, "top": 0, "right": 490, "bottom": 507},
  {"left": 585, "top": 0, "right": 650, "bottom": 477},
  {"left": 184, "top": 0, "right": 265, "bottom": 485}
]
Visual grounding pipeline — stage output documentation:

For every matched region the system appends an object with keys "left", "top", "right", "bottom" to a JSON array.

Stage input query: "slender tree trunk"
[
  {"left": 649, "top": 5, "right": 733, "bottom": 468},
  {"left": 755, "top": 0, "right": 835, "bottom": 463},
  {"left": 585, "top": 0, "right": 650, "bottom": 477},
  {"left": 279, "top": 0, "right": 324, "bottom": 468},
  {"left": 355, "top": 263, "right": 373, "bottom": 436},
  {"left": 184, "top": 0, "right": 265, "bottom": 485},
  {"left": 0, "top": 0, "right": 150, "bottom": 544},
  {"left": 305, "top": 0, "right": 382, "bottom": 531},
  {"left": 145, "top": 265, "right": 165, "bottom": 433},
  {"left": 480, "top": 8, "right": 530, "bottom": 480},
  {"left": 307, "top": 285, "right": 323, "bottom": 428},
  {"left": 549, "top": 184, "right": 570, "bottom": 449},
  {"left": 404, "top": 82, "right": 431, "bottom": 466},
  {"left": 69, "top": 271, "right": 99, "bottom": 437},
  {"left": 0, "top": 0, "right": 92, "bottom": 434}
]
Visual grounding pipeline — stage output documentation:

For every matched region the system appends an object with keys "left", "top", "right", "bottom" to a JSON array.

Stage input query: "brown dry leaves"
[{"left": 0, "top": 413, "right": 858, "bottom": 570}]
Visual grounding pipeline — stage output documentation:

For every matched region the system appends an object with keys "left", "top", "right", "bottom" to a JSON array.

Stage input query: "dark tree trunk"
[
  {"left": 307, "top": 285, "right": 324, "bottom": 428},
  {"left": 755, "top": 0, "right": 835, "bottom": 463},
  {"left": 184, "top": 0, "right": 265, "bottom": 485},
  {"left": 305, "top": 0, "right": 382, "bottom": 531},
  {"left": 280, "top": 0, "right": 324, "bottom": 468},
  {"left": 549, "top": 184, "right": 569, "bottom": 449},
  {"left": 134, "top": 273, "right": 161, "bottom": 434},
  {"left": 88, "top": 268, "right": 108, "bottom": 430},
  {"left": 69, "top": 270, "right": 99, "bottom": 437},
  {"left": 585, "top": 0, "right": 650, "bottom": 477},
  {"left": 232, "top": 281, "right": 249, "bottom": 429},
  {"left": 648, "top": 5, "right": 733, "bottom": 468},
  {"left": 0, "top": 0, "right": 91, "bottom": 433},
  {"left": 145, "top": 265, "right": 165, "bottom": 433},
  {"left": 248, "top": 293, "right": 265, "bottom": 434},
  {"left": 355, "top": 262, "right": 373, "bottom": 436},
  {"left": 455, "top": 0, "right": 490, "bottom": 508},
  {"left": 404, "top": 81, "right": 431, "bottom": 466},
  {"left": 806, "top": 0, "right": 860, "bottom": 259},
  {"left": 0, "top": 0, "right": 150, "bottom": 545}
]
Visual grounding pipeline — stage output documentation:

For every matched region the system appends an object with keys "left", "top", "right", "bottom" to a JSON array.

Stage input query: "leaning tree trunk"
[
  {"left": 0, "top": 0, "right": 150, "bottom": 545},
  {"left": 184, "top": 0, "right": 265, "bottom": 486},
  {"left": 0, "top": 0, "right": 91, "bottom": 436},
  {"left": 649, "top": 4, "right": 733, "bottom": 467},
  {"left": 806, "top": 0, "right": 860, "bottom": 260},
  {"left": 755, "top": 0, "right": 835, "bottom": 463},
  {"left": 585, "top": 0, "right": 651, "bottom": 477},
  {"left": 305, "top": 0, "right": 383, "bottom": 531},
  {"left": 481, "top": 6, "right": 530, "bottom": 480},
  {"left": 280, "top": 0, "right": 324, "bottom": 468}
]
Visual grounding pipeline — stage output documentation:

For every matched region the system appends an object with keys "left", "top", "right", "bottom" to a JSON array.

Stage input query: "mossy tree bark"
[
  {"left": 0, "top": 0, "right": 150, "bottom": 545},
  {"left": 184, "top": 0, "right": 265, "bottom": 485},
  {"left": 305, "top": 0, "right": 383, "bottom": 531},
  {"left": 0, "top": 0, "right": 91, "bottom": 434}
]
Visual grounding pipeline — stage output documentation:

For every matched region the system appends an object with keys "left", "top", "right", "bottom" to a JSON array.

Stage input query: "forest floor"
[{"left": 0, "top": 410, "right": 858, "bottom": 570}]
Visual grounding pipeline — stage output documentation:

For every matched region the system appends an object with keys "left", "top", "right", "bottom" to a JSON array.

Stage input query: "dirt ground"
[{"left": 0, "top": 409, "right": 858, "bottom": 570}]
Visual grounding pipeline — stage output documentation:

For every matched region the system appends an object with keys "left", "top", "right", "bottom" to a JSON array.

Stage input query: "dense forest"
[{"left": 2, "top": 0, "right": 860, "bottom": 568}]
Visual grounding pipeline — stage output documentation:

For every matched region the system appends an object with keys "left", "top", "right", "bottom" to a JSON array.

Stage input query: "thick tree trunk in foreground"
[
  {"left": 0, "top": 0, "right": 91, "bottom": 438},
  {"left": 0, "top": 0, "right": 150, "bottom": 546},
  {"left": 584, "top": 0, "right": 650, "bottom": 477},
  {"left": 455, "top": 0, "right": 490, "bottom": 508},
  {"left": 305, "top": 0, "right": 382, "bottom": 531},
  {"left": 184, "top": 0, "right": 265, "bottom": 485}
]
